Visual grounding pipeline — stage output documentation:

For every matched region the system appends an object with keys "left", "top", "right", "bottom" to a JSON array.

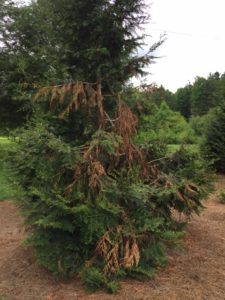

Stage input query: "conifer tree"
[
  {"left": 175, "top": 85, "right": 192, "bottom": 119},
  {"left": 8, "top": 0, "right": 208, "bottom": 292},
  {"left": 191, "top": 76, "right": 223, "bottom": 116},
  {"left": 203, "top": 102, "right": 225, "bottom": 173}
]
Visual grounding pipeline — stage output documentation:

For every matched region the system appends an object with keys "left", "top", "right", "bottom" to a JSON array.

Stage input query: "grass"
[{"left": 0, "top": 136, "right": 20, "bottom": 201}]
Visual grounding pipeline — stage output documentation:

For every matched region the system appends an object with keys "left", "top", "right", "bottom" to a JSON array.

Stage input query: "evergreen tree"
[
  {"left": 175, "top": 84, "right": 192, "bottom": 119},
  {"left": 0, "top": 0, "right": 67, "bottom": 129},
  {"left": 7, "top": 0, "right": 208, "bottom": 292},
  {"left": 191, "top": 76, "right": 223, "bottom": 116},
  {"left": 203, "top": 102, "right": 225, "bottom": 173}
]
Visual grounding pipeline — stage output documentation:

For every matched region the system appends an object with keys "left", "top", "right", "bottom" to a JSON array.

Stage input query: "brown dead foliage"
[
  {"left": 113, "top": 102, "right": 148, "bottom": 173},
  {"left": 95, "top": 227, "right": 141, "bottom": 276},
  {"left": 88, "top": 161, "right": 106, "bottom": 189},
  {"left": 34, "top": 81, "right": 105, "bottom": 127}
]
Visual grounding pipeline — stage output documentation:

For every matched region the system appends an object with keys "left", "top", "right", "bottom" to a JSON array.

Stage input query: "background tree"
[
  {"left": 191, "top": 75, "right": 223, "bottom": 116},
  {"left": 174, "top": 84, "right": 192, "bottom": 119},
  {"left": 0, "top": 0, "right": 68, "bottom": 131},
  {"left": 203, "top": 102, "right": 225, "bottom": 173}
]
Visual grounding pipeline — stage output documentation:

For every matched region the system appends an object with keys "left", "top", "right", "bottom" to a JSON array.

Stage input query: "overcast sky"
[{"left": 141, "top": 0, "right": 225, "bottom": 92}]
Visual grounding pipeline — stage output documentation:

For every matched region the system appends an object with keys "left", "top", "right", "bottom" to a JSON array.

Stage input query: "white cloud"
[{"left": 141, "top": 0, "right": 225, "bottom": 91}]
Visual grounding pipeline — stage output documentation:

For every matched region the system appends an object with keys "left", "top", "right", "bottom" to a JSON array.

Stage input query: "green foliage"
[
  {"left": 80, "top": 267, "right": 120, "bottom": 293},
  {"left": 127, "top": 266, "right": 155, "bottom": 280},
  {"left": 160, "top": 146, "right": 212, "bottom": 189},
  {"left": 202, "top": 102, "right": 225, "bottom": 173},
  {"left": 172, "top": 72, "right": 225, "bottom": 123},
  {"left": 136, "top": 101, "right": 195, "bottom": 145},
  {"left": 174, "top": 85, "right": 192, "bottom": 119},
  {"left": 189, "top": 114, "right": 211, "bottom": 138},
  {"left": 0, "top": 0, "right": 66, "bottom": 131},
  {"left": 219, "top": 191, "right": 225, "bottom": 204},
  {"left": 146, "top": 85, "right": 176, "bottom": 109},
  {"left": 0, "top": 137, "right": 21, "bottom": 200},
  {"left": 191, "top": 75, "right": 224, "bottom": 116}
]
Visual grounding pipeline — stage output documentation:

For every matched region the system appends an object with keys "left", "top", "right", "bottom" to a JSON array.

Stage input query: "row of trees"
[
  {"left": 175, "top": 72, "right": 225, "bottom": 118},
  {"left": 135, "top": 72, "right": 225, "bottom": 120},
  {"left": 174, "top": 74, "right": 225, "bottom": 173}
]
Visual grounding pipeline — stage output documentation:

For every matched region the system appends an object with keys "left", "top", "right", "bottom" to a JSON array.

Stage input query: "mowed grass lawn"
[{"left": 0, "top": 137, "right": 20, "bottom": 201}]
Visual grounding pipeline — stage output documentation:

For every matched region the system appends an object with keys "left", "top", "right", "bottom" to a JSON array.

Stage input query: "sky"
[{"left": 140, "top": 0, "right": 225, "bottom": 92}]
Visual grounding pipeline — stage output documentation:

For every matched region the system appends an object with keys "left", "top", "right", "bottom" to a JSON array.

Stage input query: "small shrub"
[
  {"left": 80, "top": 267, "right": 108, "bottom": 292},
  {"left": 80, "top": 267, "right": 120, "bottom": 293},
  {"left": 219, "top": 191, "right": 225, "bottom": 204}
]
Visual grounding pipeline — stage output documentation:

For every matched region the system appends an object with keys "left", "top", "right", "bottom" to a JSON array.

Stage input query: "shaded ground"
[{"left": 0, "top": 176, "right": 225, "bottom": 300}]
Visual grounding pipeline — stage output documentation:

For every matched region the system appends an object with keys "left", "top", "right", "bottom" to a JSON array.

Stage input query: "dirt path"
[{"left": 0, "top": 177, "right": 225, "bottom": 300}]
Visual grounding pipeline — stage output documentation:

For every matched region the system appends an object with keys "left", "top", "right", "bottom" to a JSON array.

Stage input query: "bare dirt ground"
[{"left": 0, "top": 176, "right": 225, "bottom": 300}]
